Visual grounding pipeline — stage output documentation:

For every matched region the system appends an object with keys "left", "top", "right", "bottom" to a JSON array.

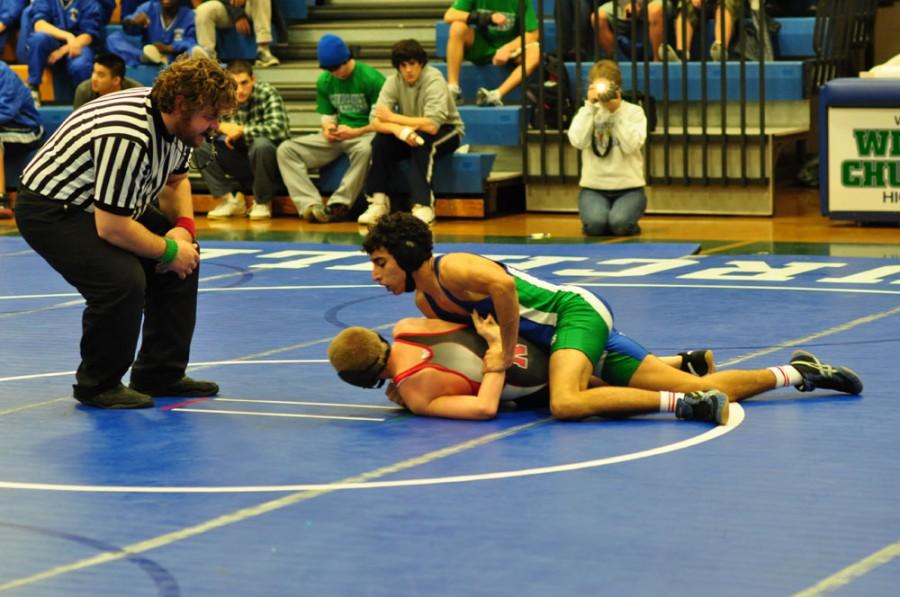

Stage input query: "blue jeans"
[{"left": 578, "top": 186, "right": 646, "bottom": 236}]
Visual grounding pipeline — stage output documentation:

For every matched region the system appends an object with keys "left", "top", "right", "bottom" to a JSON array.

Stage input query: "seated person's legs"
[
  {"left": 445, "top": 20, "right": 475, "bottom": 100},
  {"left": 194, "top": 0, "right": 231, "bottom": 59},
  {"left": 276, "top": 133, "right": 347, "bottom": 219},
  {"left": 246, "top": 136, "right": 282, "bottom": 219},
  {"left": 593, "top": 3, "right": 617, "bottom": 58},
  {"left": 247, "top": 0, "right": 279, "bottom": 67}
]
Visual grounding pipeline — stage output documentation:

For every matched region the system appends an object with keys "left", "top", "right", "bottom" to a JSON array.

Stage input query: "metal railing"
[{"left": 520, "top": 0, "right": 878, "bottom": 188}]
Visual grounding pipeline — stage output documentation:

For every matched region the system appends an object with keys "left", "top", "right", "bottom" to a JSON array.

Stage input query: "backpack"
[
  {"left": 734, "top": 9, "right": 781, "bottom": 61},
  {"left": 526, "top": 54, "right": 575, "bottom": 130}
]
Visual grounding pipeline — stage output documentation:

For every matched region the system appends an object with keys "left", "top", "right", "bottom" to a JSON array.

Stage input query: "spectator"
[
  {"left": 443, "top": 0, "right": 541, "bottom": 107},
  {"left": 555, "top": 0, "right": 597, "bottom": 61},
  {"left": 567, "top": 59, "right": 646, "bottom": 236},
  {"left": 360, "top": 39, "right": 464, "bottom": 226},
  {"left": 25, "top": 0, "right": 103, "bottom": 106},
  {"left": 0, "top": 0, "right": 26, "bottom": 52},
  {"left": 199, "top": 59, "right": 289, "bottom": 220},
  {"left": 664, "top": 0, "right": 740, "bottom": 62},
  {"left": 73, "top": 53, "right": 143, "bottom": 110},
  {"left": 276, "top": 34, "right": 385, "bottom": 223},
  {"left": 97, "top": 0, "right": 117, "bottom": 25},
  {"left": 194, "top": 0, "right": 280, "bottom": 68},
  {"left": 107, "top": 0, "right": 206, "bottom": 67},
  {"left": 0, "top": 61, "right": 42, "bottom": 219},
  {"left": 594, "top": 1, "right": 665, "bottom": 62}
]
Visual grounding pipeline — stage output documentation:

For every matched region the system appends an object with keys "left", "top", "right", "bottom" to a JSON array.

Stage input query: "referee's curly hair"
[{"left": 151, "top": 55, "right": 237, "bottom": 116}]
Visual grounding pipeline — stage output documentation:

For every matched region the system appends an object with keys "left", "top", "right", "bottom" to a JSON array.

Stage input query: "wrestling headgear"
[
  {"left": 362, "top": 213, "right": 433, "bottom": 292},
  {"left": 328, "top": 327, "right": 391, "bottom": 389}
]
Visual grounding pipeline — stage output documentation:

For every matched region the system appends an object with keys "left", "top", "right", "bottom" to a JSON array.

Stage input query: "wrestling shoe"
[
  {"left": 679, "top": 350, "right": 716, "bottom": 376},
  {"left": 131, "top": 376, "right": 219, "bottom": 398},
  {"left": 790, "top": 350, "right": 863, "bottom": 394},
  {"left": 309, "top": 202, "right": 350, "bottom": 223},
  {"left": 76, "top": 384, "right": 154, "bottom": 409},
  {"left": 675, "top": 390, "right": 729, "bottom": 425}
]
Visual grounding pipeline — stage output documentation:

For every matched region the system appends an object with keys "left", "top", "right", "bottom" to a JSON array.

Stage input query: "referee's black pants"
[
  {"left": 365, "top": 125, "right": 461, "bottom": 207},
  {"left": 15, "top": 192, "right": 199, "bottom": 400}
]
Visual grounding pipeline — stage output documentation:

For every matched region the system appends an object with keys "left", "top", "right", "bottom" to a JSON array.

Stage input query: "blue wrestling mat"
[{"left": 1, "top": 238, "right": 898, "bottom": 596}]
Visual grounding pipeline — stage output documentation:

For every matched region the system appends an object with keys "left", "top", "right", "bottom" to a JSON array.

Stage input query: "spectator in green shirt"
[
  {"left": 199, "top": 59, "right": 290, "bottom": 220},
  {"left": 276, "top": 34, "right": 385, "bottom": 223},
  {"left": 443, "top": 0, "right": 541, "bottom": 107}
]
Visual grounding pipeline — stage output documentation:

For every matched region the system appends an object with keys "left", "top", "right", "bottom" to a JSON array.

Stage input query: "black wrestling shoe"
[
  {"left": 675, "top": 390, "right": 729, "bottom": 425},
  {"left": 790, "top": 350, "right": 863, "bottom": 394},
  {"left": 76, "top": 384, "right": 154, "bottom": 409},
  {"left": 131, "top": 376, "right": 219, "bottom": 397},
  {"left": 679, "top": 350, "right": 716, "bottom": 376}
]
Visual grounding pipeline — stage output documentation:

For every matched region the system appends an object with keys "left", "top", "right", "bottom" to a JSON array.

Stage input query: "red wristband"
[{"left": 175, "top": 217, "right": 196, "bottom": 240}]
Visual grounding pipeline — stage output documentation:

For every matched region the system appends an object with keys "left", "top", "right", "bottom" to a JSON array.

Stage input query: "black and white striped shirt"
[{"left": 21, "top": 87, "right": 191, "bottom": 219}]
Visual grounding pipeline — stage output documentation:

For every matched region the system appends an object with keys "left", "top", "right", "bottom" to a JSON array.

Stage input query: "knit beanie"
[{"left": 317, "top": 34, "right": 351, "bottom": 69}]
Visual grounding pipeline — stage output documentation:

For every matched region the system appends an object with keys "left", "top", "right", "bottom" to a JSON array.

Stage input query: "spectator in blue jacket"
[
  {"left": 25, "top": 0, "right": 102, "bottom": 106},
  {"left": 0, "top": 0, "right": 26, "bottom": 52},
  {"left": 106, "top": 0, "right": 205, "bottom": 67},
  {"left": 0, "top": 62, "right": 42, "bottom": 219}
]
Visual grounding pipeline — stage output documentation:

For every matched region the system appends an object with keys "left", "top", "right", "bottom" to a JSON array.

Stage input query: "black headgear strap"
[{"left": 336, "top": 333, "right": 391, "bottom": 389}]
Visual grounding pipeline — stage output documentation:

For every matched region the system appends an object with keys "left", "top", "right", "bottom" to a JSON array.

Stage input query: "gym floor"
[{"left": 1, "top": 187, "right": 898, "bottom": 596}]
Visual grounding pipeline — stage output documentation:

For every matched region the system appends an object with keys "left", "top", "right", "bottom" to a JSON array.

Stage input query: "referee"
[{"left": 15, "top": 57, "right": 237, "bottom": 409}]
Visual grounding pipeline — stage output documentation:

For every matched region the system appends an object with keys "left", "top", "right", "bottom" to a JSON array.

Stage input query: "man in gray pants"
[{"left": 276, "top": 34, "right": 385, "bottom": 222}]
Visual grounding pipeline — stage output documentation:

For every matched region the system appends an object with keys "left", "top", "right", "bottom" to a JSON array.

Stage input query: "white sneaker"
[
  {"left": 207, "top": 193, "right": 246, "bottom": 219},
  {"left": 448, "top": 84, "right": 462, "bottom": 104},
  {"left": 248, "top": 201, "right": 271, "bottom": 220},
  {"left": 190, "top": 46, "right": 210, "bottom": 60},
  {"left": 710, "top": 41, "right": 725, "bottom": 61},
  {"left": 475, "top": 87, "right": 503, "bottom": 107},
  {"left": 142, "top": 44, "right": 168, "bottom": 65},
  {"left": 357, "top": 194, "right": 390, "bottom": 226},
  {"left": 255, "top": 48, "right": 280, "bottom": 68},
  {"left": 411, "top": 204, "right": 435, "bottom": 226}
]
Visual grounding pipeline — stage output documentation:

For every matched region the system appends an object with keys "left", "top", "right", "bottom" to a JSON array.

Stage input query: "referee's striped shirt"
[{"left": 21, "top": 87, "right": 191, "bottom": 219}]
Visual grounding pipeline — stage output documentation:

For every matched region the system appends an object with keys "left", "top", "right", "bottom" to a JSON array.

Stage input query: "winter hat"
[{"left": 317, "top": 34, "right": 351, "bottom": 69}]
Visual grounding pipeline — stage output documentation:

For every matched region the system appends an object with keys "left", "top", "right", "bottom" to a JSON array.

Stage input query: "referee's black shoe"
[
  {"left": 130, "top": 376, "right": 219, "bottom": 398},
  {"left": 76, "top": 384, "right": 154, "bottom": 409}
]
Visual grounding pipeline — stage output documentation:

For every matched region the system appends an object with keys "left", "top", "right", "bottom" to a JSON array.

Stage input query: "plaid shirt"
[{"left": 224, "top": 81, "right": 290, "bottom": 144}]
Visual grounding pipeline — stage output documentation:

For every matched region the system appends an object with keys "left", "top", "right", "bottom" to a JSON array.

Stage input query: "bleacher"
[{"left": 2, "top": 0, "right": 861, "bottom": 219}]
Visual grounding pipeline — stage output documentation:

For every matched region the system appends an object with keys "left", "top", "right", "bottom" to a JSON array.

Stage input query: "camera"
[{"left": 593, "top": 79, "right": 619, "bottom": 102}]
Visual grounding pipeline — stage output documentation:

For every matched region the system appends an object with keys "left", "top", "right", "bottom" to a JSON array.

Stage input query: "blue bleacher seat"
[
  {"left": 279, "top": 0, "right": 308, "bottom": 21},
  {"left": 458, "top": 106, "right": 523, "bottom": 146},
  {"left": 318, "top": 152, "right": 497, "bottom": 196},
  {"left": 434, "top": 59, "right": 805, "bottom": 103},
  {"left": 217, "top": 29, "right": 257, "bottom": 61},
  {"left": 4, "top": 107, "right": 74, "bottom": 190}
]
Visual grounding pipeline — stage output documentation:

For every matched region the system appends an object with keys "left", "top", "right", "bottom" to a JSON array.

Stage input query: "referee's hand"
[{"left": 156, "top": 236, "right": 200, "bottom": 279}]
